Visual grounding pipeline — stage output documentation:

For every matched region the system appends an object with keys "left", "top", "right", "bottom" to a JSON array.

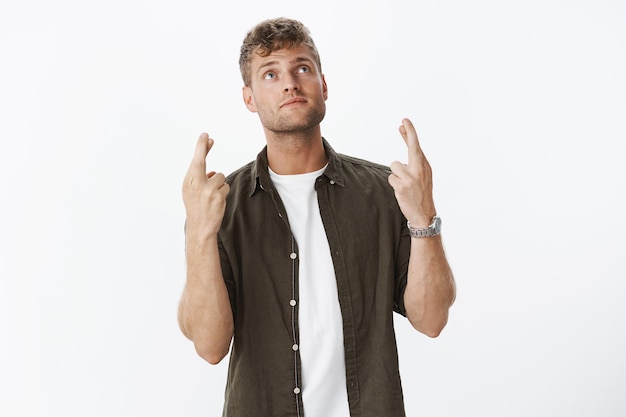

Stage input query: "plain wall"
[{"left": 1, "top": 0, "right": 625, "bottom": 416}]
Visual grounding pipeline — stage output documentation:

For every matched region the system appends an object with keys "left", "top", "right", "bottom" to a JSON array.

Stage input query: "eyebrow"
[{"left": 256, "top": 56, "right": 315, "bottom": 74}]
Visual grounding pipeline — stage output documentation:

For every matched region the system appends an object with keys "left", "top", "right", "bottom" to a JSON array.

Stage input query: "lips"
[{"left": 280, "top": 97, "right": 307, "bottom": 108}]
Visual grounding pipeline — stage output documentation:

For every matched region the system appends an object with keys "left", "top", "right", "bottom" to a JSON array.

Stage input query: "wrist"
[
  {"left": 406, "top": 215, "right": 433, "bottom": 228},
  {"left": 184, "top": 223, "right": 220, "bottom": 244},
  {"left": 407, "top": 215, "right": 441, "bottom": 238}
]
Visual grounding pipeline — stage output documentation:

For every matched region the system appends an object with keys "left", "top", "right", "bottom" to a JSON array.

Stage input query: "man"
[{"left": 178, "top": 17, "right": 456, "bottom": 417}]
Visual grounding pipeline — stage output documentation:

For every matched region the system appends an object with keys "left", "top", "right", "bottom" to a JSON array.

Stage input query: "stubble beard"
[{"left": 260, "top": 103, "right": 326, "bottom": 138}]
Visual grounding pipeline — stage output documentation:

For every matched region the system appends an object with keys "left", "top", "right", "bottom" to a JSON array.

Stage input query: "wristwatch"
[{"left": 407, "top": 216, "right": 442, "bottom": 238}]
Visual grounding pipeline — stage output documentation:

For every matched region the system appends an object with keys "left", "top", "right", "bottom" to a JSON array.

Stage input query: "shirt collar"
[{"left": 249, "top": 138, "right": 345, "bottom": 197}]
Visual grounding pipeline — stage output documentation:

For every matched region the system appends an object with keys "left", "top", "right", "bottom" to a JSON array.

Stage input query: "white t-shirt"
[{"left": 269, "top": 166, "right": 350, "bottom": 417}]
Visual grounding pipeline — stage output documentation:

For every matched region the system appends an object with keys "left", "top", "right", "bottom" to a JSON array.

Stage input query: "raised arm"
[
  {"left": 178, "top": 133, "right": 233, "bottom": 364},
  {"left": 388, "top": 119, "right": 456, "bottom": 337}
]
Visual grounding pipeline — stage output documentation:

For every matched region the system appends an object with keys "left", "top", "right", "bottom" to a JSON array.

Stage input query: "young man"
[{"left": 178, "top": 17, "right": 456, "bottom": 417}]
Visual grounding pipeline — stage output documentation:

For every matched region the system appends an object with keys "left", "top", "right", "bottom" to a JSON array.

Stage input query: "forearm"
[
  {"left": 403, "top": 235, "right": 456, "bottom": 337},
  {"left": 178, "top": 232, "right": 234, "bottom": 364}
]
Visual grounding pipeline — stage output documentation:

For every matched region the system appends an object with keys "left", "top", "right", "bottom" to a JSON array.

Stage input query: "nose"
[{"left": 283, "top": 73, "right": 300, "bottom": 93}]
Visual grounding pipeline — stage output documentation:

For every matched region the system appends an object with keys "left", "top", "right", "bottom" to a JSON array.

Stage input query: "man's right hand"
[
  {"left": 182, "top": 133, "right": 230, "bottom": 238},
  {"left": 179, "top": 133, "right": 234, "bottom": 364}
]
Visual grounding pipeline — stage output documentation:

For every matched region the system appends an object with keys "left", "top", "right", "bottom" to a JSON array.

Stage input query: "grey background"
[{"left": 1, "top": 0, "right": 625, "bottom": 415}]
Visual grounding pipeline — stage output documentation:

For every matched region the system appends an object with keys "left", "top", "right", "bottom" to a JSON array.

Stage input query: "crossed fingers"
[
  {"left": 388, "top": 118, "right": 435, "bottom": 225},
  {"left": 399, "top": 118, "right": 427, "bottom": 169},
  {"left": 391, "top": 118, "right": 432, "bottom": 178},
  {"left": 184, "top": 133, "right": 228, "bottom": 188}
]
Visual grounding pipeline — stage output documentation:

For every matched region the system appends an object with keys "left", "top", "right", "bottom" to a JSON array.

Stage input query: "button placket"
[
  {"left": 288, "top": 239, "right": 302, "bottom": 415},
  {"left": 270, "top": 188, "right": 303, "bottom": 415}
]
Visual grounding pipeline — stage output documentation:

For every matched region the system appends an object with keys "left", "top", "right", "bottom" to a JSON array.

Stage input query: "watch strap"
[{"left": 407, "top": 216, "right": 441, "bottom": 238}]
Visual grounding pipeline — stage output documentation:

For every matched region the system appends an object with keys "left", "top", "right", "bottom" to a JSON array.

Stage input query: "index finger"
[
  {"left": 399, "top": 118, "right": 423, "bottom": 166},
  {"left": 188, "top": 132, "right": 214, "bottom": 175}
]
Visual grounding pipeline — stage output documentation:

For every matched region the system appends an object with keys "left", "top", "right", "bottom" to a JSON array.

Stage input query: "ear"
[
  {"left": 242, "top": 86, "right": 258, "bottom": 113},
  {"left": 321, "top": 74, "right": 328, "bottom": 101}
]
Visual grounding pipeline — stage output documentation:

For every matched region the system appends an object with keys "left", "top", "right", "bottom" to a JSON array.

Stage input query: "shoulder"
[
  {"left": 221, "top": 161, "right": 258, "bottom": 210},
  {"left": 327, "top": 152, "right": 398, "bottom": 202},
  {"left": 337, "top": 153, "right": 392, "bottom": 181},
  {"left": 225, "top": 161, "right": 255, "bottom": 184},
  {"left": 339, "top": 153, "right": 390, "bottom": 170}
]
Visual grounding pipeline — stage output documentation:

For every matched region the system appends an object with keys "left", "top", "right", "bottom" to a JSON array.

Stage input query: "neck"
[{"left": 265, "top": 127, "right": 327, "bottom": 175}]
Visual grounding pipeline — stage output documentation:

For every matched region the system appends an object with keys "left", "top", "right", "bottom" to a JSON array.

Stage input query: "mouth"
[{"left": 280, "top": 97, "right": 307, "bottom": 108}]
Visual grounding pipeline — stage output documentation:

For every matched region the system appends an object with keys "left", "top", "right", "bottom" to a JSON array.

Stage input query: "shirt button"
[
  {"left": 290, "top": 252, "right": 297, "bottom": 260},
  {"left": 289, "top": 299, "right": 297, "bottom": 307},
  {"left": 294, "top": 387, "right": 301, "bottom": 395},
  {"left": 330, "top": 179, "right": 336, "bottom": 185},
  {"left": 292, "top": 344, "right": 299, "bottom": 351}
]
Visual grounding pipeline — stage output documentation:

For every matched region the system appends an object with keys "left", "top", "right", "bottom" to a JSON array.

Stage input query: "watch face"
[{"left": 433, "top": 216, "right": 442, "bottom": 234}]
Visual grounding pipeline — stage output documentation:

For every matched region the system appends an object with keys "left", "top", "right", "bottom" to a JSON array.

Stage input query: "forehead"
[{"left": 250, "top": 45, "right": 318, "bottom": 70}]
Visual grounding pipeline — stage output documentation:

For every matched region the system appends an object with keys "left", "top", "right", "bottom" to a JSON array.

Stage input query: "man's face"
[{"left": 243, "top": 45, "right": 328, "bottom": 134}]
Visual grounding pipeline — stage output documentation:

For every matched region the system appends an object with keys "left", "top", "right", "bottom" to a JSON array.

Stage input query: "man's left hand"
[{"left": 388, "top": 118, "right": 437, "bottom": 227}]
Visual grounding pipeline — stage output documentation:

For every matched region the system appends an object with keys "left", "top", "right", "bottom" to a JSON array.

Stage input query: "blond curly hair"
[{"left": 239, "top": 17, "right": 322, "bottom": 87}]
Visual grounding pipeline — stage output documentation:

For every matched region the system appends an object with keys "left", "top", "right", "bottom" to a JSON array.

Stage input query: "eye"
[
  {"left": 263, "top": 71, "right": 276, "bottom": 80},
  {"left": 297, "top": 66, "right": 310, "bottom": 74}
]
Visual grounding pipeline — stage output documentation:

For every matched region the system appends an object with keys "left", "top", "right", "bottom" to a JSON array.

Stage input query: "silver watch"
[{"left": 407, "top": 216, "right": 442, "bottom": 238}]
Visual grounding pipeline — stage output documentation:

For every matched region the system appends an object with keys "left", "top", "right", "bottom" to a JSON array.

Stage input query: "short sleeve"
[
  {"left": 393, "top": 222, "right": 411, "bottom": 317},
  {"left": 218, "top": 234, "right": 237, "bottom": 317}
]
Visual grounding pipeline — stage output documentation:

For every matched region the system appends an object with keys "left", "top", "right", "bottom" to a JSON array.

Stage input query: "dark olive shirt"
[{"left": 217, "top": 139, "right": 411, "bottom": 417}]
